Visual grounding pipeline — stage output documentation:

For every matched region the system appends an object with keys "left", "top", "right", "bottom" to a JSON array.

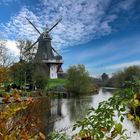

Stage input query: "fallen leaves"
[
  {"left": 0, "top": 89, "right": 45, "bottom": 140},
  {"left": 2, "top": 94, "right": 10, "bottom": 103},
  {"left": 39, "top": 132, "right": 46, "bottom": 140}
]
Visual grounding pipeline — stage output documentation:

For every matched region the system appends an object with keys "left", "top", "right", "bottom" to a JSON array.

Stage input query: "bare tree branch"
[
  {"left": 16, "top": 40, "right": 37, "bottom": 62},
  {"left": 0, "top": 40, "right": 16, "bottom": 67}
]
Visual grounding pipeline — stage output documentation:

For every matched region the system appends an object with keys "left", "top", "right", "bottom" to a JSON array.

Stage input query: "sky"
[{"left": 0, "top": 0, "right": 140, "bottom": 77}]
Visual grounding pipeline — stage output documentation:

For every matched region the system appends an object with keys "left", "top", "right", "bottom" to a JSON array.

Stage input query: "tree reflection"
[{"left": 67, "top": 96, "right": 93, "bottom": 122}]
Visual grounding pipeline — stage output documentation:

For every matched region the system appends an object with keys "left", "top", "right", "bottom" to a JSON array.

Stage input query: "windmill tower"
[{"left": 24, "top": 17, "right": 63, "bottom": 79}]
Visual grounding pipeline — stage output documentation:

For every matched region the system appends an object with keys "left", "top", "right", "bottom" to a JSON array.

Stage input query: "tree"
[
  {"left": 0, "top": 66, "right": 6, "bottom": 83},
  {"left": 34, "top": 70, "right": 48, "bottom": 90},
  {"left": 101, "top": 73, "right": 109, "bottom": 86},
  {"left": 16, "top": 40, "right": 35, "bottom": 62},
  {"left": 101, "top": 73, "right": 109, "bottom": 81},
  {"left": 0, "top": 40, "right": 15, "bottom": 67},
  {"left": 0, "top": 66, "right": 11, "bottom": 84},
  {"left": 10, "top": 60, "right": 38, "bottom": 88},
  {"left": 110, "top": 65, "right": 140, "bottom": 87},
  {"left": 10, "top": 59, "right": 48, "bottom": 91},
  {"left": 0, "top": 40, "right": 13, "bottom": 84},
  {"left": 67, "top": 64, "right": 91, "bottom": 95}
]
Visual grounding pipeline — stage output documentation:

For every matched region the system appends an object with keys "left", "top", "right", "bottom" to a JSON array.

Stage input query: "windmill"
[{"left": 24, "top": 17, "right": 64, "bottom": 79}]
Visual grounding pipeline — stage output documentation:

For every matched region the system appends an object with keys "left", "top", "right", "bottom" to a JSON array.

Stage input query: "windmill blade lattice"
[
  {"left": 25, "top": 17, "right": 41, "bottom": 35},
  {"left": 47, "top": 18, "right": 62, "bottom": 33}
]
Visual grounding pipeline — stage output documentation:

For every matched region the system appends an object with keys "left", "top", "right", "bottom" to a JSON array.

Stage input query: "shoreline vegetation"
[{"left": 0, "top": 65, "right": 140, "bottom": 139}]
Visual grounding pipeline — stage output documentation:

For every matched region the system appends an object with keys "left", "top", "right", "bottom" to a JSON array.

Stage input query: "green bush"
[
  {"left": 66, "top": 64, "right": 92, "bottom": 96},
  {"left": 110, "top": 66, "right": 140, "bottom": 87}
]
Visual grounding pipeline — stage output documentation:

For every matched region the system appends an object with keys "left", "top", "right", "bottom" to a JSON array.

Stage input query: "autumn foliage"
[
  {"left": 0, "top": 66, "right": 11, "bottom": 84},
  {"left": 0, "top": 66, "right": 3, "bottom": 83},
  {"left": 0, "top": 89, "right": 45, "bottom": 140}
]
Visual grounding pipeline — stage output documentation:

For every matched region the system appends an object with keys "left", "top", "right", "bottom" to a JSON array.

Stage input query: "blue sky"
[{"left": 0, "top": 0, "right": 140, "bottom": 77}]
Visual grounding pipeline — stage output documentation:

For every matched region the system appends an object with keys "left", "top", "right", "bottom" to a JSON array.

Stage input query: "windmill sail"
[{"left": 25, "top": 17, "right": 63, "bottom": 79}]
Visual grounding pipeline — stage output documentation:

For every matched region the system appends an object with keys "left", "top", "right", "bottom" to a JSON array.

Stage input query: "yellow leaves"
[
  {"left": 127, "top": 113, "right": 134, "bottom": 120},
  {"left": 132, "top": 94, "right": 140, "bottom": 107},
  {"left": 72, "top": 134, "right": 81, "bottom": 140},
  {"left": 106, "top": 137, "right": 112, "bottom": 140},
  {"left": 13, "top": 107, "right": 22, "bottom": 112},
  {"left": 134, "top": 94, "right": 137, "bottom": 99},
  {"left": 13, "top": 89, "right": 22, "bottom": 102},
  {"left": 0, "top": 89, "right": 45, "bottom": 140},
  {"left": 13, "top": 94, "right": 22, "bottom": 102},
  {"left": 133, "top": 99, "right": 139, "bottom": 106},
  {"left": 114, "top": 123, "right": 122, "bottom": 134},
  {"left": 39, "top": 132, "right": 46, "bottom": 140},
  {"left": 4, "top": 135, "right": 9, "bottom": 140},
  {"left": 135, "top": 116, "right": 140, "bottom": 124},
  {"left": 110, "top": 123, "right": 124, "bottom": 139}
]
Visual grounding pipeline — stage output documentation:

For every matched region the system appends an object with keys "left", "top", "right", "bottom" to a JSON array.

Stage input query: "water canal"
[
  {"left": 3, "top": 88, "right": 138, "bottom": 139},
  {"left": 45, "top": 88, "right": 140, "bottom": 139}
]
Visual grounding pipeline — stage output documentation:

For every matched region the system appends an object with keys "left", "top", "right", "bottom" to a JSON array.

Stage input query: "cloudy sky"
[{"left": 0, "top": 0, "right": 140, "bottom": 76}]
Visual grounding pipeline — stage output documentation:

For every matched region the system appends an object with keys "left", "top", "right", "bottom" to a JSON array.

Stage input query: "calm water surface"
[
  {"left": 2, "top": 88, "right": 139, "bottom": 139},
  {"left": 49, "top": 88, "right": 140, "bottom": 139}
]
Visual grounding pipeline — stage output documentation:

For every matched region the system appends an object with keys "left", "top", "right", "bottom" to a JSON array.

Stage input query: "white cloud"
[
  {"left": 118, "top": 0, "right": 136, "bottom": 10},
  {"left": 5, "top": 40, "right": 19, "bottom": 55},
  {"left": 105, "top": 60, "right": 140, "bottom": 70},
  {"left": 1, "top": 0, "right": 137, "bottom": 52},
  {"left": 1, "top": 0, "right": 114, "bottom": 50},
  {"left": 1, "top": 7, "right": 42, "bottom": 40},
  {"left": 83, "top": 34, "right": 140, "bottom": 68}
]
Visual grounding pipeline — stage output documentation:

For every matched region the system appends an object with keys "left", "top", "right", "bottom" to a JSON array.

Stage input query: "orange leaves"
[
  {"left": 13, "top": 92, "right": 22, "bottom": 102},
  {"left": 26, "top": 97, "right": 34, "bottom": 105},
  {"left": 0, "top": 89, "right": 46, "bottom": 139},
  {"left": 101, "top": 127, "right": 107, "bottom": 132},
  {"left": 21, "top": 131, "right": 29, "bottom": 140},
  {"left": 2, "top": 94, "right": 10, "bottom": 103}
]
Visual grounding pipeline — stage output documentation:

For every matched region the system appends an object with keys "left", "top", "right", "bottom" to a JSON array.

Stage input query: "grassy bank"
[{"left": 47, "top": 78, "right": 68, "bottom": 89}]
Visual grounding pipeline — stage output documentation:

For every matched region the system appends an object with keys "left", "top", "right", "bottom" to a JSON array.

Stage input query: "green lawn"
[{"left": 47, "top": 78, "right": 68, "bottom": 89}]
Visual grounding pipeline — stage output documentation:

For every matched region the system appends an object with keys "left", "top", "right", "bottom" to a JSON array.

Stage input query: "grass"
[
  {"left": 47, "top": 78, "right": 68, "bottom": 89},
  {"left": 0, "top": 78, "right": 68, "bottom": 96}
]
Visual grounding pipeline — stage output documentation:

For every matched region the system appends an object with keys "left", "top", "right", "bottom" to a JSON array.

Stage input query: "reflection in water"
[
  {"left": 49, "top": 88, "right": 140, "bottom": 139},
  {"left": 51, "top": 88, "right": 113, "bottom": 136},
  {"left": 37, "top": 88, "right": 140, "bottom": 139},
  {"left": 35, "top": 97, "right": 54, "bottom": 139},
  {"left": 57, "top": 99, "right": 62, "bottom": 116},
  {"left": 67, "top": 97, "right": 92, "bottom": 122}
]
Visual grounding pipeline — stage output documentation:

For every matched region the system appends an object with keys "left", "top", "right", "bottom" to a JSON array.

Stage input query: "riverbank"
[{"left": 48, "top": 88, "right": 140, "bottom": 139}]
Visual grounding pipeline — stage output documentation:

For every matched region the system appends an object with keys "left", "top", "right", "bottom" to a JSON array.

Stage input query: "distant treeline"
[{"left": 94, "top": 65, "right": 140, "bottom": 88}]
